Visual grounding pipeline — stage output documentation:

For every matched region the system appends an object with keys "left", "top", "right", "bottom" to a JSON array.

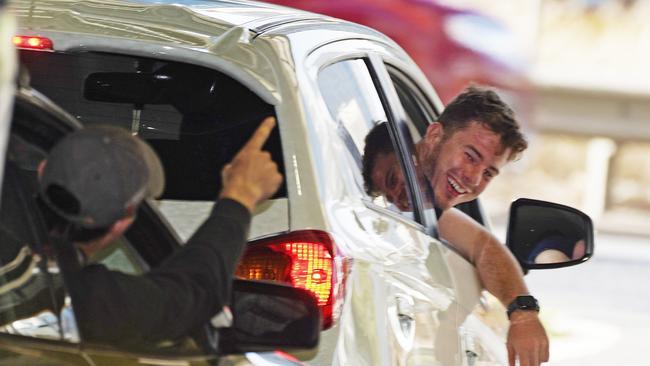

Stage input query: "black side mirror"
[
  {"left": 218, "top": 279, "right": 321, "bottom": 354},
  {"left": 506, "top": 198, "right": 594, "bottom": 271}
]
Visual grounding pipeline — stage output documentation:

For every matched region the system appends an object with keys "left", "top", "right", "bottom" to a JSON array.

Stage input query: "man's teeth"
[{"left": 448, "top": 177, "right": 466, "bottom": 194}]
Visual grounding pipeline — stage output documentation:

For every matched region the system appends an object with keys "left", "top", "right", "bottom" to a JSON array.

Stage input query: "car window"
[
  {"left": 19, "top": 50, "right": 285, "bottom": 202},
  {"left": 388, "top": 66, "right": 436, "bottom": 137},
  {"left": 355, "top": 60, "right": 440, "bottom": 231},
  {"left": 318, "top": 59, "right": 416, "bottom": 215}
]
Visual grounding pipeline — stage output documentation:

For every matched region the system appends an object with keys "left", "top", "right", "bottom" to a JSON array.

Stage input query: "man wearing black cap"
[{"left": 37, "top": 117, "right": 282, "bottom": 346}]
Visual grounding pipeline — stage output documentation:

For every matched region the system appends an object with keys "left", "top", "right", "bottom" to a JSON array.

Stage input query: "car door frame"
[
  {"left": 370, "top": 47, "right": 509, "bottom": 365},
  {"left": 300, "top": 37, "right": 476, "bottom": 365}
]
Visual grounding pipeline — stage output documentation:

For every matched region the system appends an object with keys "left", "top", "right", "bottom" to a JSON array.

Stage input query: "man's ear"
[
  {"left": 425, "top": 122, "right": 444, "bottom": 144},
  {"left": 37, "top": 160, "right": 46, "bottom": 180},
  {"left": 419, "top": 122, "right": 444, "bottom": 158}
]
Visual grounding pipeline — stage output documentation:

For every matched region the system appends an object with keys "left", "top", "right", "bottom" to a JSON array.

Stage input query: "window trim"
[
  {"left": 361, "top": 197, "right": 426, "bottom": 232},
  {"left": 385, "top": 63, "right": 440, "bottom": 126},
  {"left": 366, "top": 55, "right": 439, "bottom": 238}
]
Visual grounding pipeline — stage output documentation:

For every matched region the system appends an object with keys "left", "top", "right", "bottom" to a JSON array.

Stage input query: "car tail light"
[
  {"left": 236, "top": 230, "right": 347, "bottom": 329},
  {"left": 13, "top": 35, "right": 53, "bottom": 51}
]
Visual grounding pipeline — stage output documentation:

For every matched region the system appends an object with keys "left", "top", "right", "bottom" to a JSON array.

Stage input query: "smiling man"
[
  {"left": 363, "top": 86, "right": 527, "bottom": 211},
  {"left": 363, "top": 87, "right": 549, "bottom": 366},
  {"left": 416, "top": 86, "right": 527, "bottom": 210}
]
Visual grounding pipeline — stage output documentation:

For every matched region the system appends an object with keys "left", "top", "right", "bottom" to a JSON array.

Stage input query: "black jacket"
[{"left": 67, "top": 199, "right": 250, "bottom": 345}]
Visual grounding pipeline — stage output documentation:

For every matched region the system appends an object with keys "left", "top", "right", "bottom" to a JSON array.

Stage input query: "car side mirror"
[
  {"left": 506, "top": 198, "right": 594, "bottom": 271},
  {"left": 218, "top": 279, "right": 321, "bottom": 354}
]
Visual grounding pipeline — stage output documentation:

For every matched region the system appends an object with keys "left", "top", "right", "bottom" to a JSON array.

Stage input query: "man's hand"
[
  {"left": 220, "top": 117, "right": 283, "bottom": 212},
  {"left": 507, "top": 311, "right": 549, "bottom": 366}
]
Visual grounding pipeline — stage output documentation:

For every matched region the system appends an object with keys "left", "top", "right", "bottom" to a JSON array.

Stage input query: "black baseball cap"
[{"left": 39, "top": 126, "right": 164, "bottom": 229}]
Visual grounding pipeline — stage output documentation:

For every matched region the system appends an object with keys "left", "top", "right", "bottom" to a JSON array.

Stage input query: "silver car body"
[{"left": 13, "top": 1, "right": 509, "bottom": 365}]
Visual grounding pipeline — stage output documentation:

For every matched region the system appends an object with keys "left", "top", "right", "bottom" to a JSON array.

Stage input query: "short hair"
[
  {"left": 362, "top": 122, "right": 392, "bottom": 196},
  {"left": 438, "top": 86, "right": 527, "bottom": 160}
]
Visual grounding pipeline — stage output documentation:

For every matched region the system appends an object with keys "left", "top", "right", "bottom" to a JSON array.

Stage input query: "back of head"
[
  {"left": 438, "top": 86, "right": 527, "bottom": 160},
  {"left": 39, "top": 126, "right": 165, "bottom": 232},
  {"left": 362, "top": 122, "right": 392, "bottom": 196}
]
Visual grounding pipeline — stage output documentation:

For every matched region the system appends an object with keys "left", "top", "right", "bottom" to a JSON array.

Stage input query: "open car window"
[
  {"left": 19, "top": 50, "right": 285, "bottom": 202},
  {"left": 318, "top": 58, "right": 418, "bottom": 217}
]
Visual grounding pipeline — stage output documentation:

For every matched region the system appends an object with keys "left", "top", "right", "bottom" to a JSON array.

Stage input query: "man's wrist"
[
  {"left": 509, "top": 309, "right": 540, "bottom": 324},
  {"left": 219, "top": 188, "right": 257, "bottom": 213},
  {"left": 507, "top": 295, "right": 540, "bottom": 319}
]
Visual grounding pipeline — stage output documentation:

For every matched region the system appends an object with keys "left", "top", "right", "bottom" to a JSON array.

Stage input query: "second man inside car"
[{"left": 37, "top": 118, "right": 282, "bottom": 346}]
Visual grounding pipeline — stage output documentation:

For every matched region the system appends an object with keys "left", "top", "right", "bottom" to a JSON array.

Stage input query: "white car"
[{"left": 3, "top": 0, "right": 593, "bottom": 365}]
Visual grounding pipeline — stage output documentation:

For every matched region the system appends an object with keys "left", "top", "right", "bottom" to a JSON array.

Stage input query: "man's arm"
[
  {"left": 71, "top": 117, "right": 282, "bottom": 346},
  {"left": 74, "top": 198, "right": 251, "bottom": 344},
  {"left": 438, "top": 207, "right": 549, "bottom": 366}
]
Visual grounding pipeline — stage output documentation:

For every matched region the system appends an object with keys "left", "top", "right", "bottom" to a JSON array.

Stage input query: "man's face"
[
  {"left": 422, "top": 121, "right": 511, "bottom": 210},
  {"left": 370, "top": 152, "right": 409, "bottom": 210}
]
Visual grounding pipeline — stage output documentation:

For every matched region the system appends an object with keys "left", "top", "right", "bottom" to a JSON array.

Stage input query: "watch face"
[
  {"left": 517, "top": 296, "right": 539, "bottom": 310},
  {"left": 508, "top": 296, "right": 540, "bottom": 318}
]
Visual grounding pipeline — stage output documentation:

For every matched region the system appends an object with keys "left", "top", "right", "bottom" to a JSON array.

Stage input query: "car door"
[
  {"left": 374, "top": 56, "right": 510, "bottom": 365},
  {"left": 303, "top": 39, "right": 465, "bottom": 366}
]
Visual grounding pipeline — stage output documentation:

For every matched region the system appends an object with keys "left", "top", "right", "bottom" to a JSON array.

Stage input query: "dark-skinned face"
[{"left": 370, "top": 152, "right": 410, "bottom": 210}]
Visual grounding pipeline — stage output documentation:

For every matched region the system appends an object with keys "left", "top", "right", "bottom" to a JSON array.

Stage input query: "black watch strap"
[{"left": 507, "top": 295, "right": 540, "bottom": 318}]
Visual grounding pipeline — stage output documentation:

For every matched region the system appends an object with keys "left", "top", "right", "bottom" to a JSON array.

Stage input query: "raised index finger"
[{"left": 243, "top": 117, "right": 276, "bottom": 151}]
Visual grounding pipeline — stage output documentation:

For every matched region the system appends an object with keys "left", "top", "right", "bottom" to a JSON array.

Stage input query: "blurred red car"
[{"left": 264, "top": 0, "right": 530, "bottom": 105}]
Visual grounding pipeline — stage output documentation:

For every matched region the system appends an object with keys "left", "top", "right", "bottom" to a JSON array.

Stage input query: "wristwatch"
[{"left": 507, "top": 295, "right": 539, "bottom": 318}]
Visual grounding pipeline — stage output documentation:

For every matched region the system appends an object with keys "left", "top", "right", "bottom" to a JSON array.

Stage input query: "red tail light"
[
  {"left": 236, "top": 230, "right": 347, "bottom": 329},
  {"left": 13, "top": 35, "right": 53, "bottom": 51}
]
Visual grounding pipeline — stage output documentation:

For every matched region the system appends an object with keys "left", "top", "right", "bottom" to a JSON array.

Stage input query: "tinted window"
[
  {"left": 20, "top": 50, "right": 285, "bottom": 201},
  {"left": 318, "top": 59, "right": 415, "bottom": 214},
  {"left": 388, "top": 67, "right": 435, "bottom": 136}
]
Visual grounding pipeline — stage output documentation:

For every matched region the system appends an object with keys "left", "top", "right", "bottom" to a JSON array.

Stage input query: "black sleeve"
[{"left": 69, "top": 198, "right": 251, "bottom": 345}]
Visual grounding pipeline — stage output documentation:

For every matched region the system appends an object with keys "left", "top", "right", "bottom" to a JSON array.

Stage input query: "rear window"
[{"left": 19, "top": 50, "right": 285, "bottom": 201}]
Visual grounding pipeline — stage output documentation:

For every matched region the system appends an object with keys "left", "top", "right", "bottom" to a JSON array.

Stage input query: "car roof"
[
  {"left": 12, "top": 0, "right": 380, "bottom": 44},
  {"left": 13, "top": 0, "right": 395, "bottom": 105}
]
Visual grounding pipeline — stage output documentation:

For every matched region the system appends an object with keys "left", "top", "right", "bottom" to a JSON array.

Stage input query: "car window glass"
[
  {"left": 318, "top": 59, "right": 415, "bottom": 215},
  {"left": 388, "top": 68, "right": 433, "bottom": 136},
  {"left": 319, "top": 59, "right": 386, "bottom": 153},
  {"left": 19, "top": 50, "right": 289, "bottom": 245},
  {"left": 381, "top": 67, "right": 440, "bottom": 222},
  {"left": 19, "top": 50, "right": 285, "bottom": 203}
]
